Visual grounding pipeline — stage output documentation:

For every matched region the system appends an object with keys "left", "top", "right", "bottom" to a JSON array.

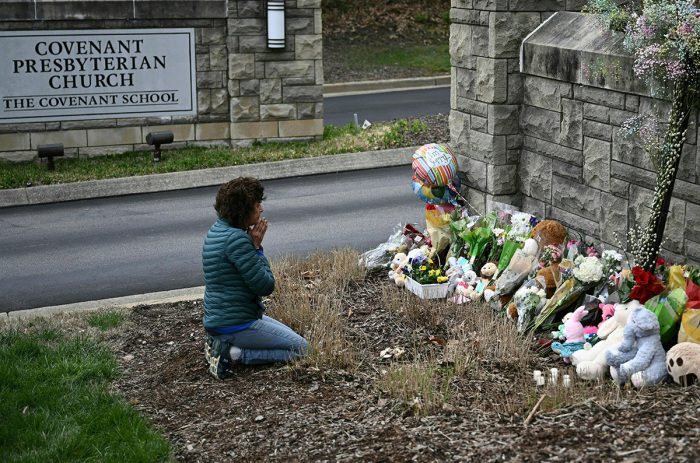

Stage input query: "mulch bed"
[{"left": 106, "top": 275, "right": 700, "bottom": 462}]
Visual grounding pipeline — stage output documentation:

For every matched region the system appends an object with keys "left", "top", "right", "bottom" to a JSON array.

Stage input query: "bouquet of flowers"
[
  {"left": 564, "top": 237, "right": 600, "bottom": 261},
  {"left": 498, "top": 212, "right": 536, "bottom": 274},
  {"left": 512, "top": 283, "right": 547, "bottom": 333},
  {"left": 462, "top": 226, "right": 492, "bottom": 266},
  {"left": 494, "top": 249, "right": 537, "bottom": 298},
  {"left": 628, "top": 266, "right": 665, "bottom": 304},
  {"left": 538, "top": 245, "right": 563, "bottom": 269},
  {"left": 530, "top": 255, "right": 606, "bottom": 332}
]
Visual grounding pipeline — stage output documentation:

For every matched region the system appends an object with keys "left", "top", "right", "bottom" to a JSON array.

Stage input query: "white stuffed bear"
[
  {"left": 571, "top": 300, "right": 641, "bottom": 381},
  {"left": 451, "top": 270, "right": 478, "bottom": 304},
  {"left": 388, "top": 252, "right": 409, "bottom": 287}
]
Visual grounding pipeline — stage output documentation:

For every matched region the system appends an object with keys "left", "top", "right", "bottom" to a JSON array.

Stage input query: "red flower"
[
  {"left": 629, "top": 284, "right": 663, "bottom": 304},
  {"left": 629, "top": 266, "right": 664, "bottom": 304},
  {"left": 631, "top": 266, "right": 654, "bottom": 286},
  {"left": 656, "top": 257, "right": 670, "bottom": 267}
]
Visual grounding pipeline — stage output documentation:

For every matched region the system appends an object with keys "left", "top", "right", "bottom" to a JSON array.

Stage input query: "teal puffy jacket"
[{"left": 202, "top": 218, "right": 275, "bottom": 329}]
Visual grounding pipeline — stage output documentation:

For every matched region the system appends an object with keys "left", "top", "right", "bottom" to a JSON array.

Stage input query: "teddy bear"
[
  {"left": 536, "top": 263, "right": 561, "bottom": 298},
  {"left": 666, "top": 342, "right": 700, "bottom": 387},
  {"left": 450, "top": 270, "right": 479, "bottom": 304},
  {"left": 480, "top": 262, "right": 498, "bottom": 287},
  {"left": 605, "top": 305, "right": 668, "bottom": 387},
  {"left": 446, "top": 265, "right": 464, "bottom": 293},
  {"left": 446, "top": 257, "right": 475, "bottom": 293},
  {"left": 571, "top": 300, "right": 640, "bottom": 381},
  {"left": 388, "top": 252, "right": 409, "bottom": 286},
  {"left": 529, "top": 220, "right": 567, "bottom": 250},
  {"left": 551, "top": 306, "right": 587, "bottom": 362}
]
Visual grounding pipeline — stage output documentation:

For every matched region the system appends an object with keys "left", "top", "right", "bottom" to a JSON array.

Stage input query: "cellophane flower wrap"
[
  {"left": 539, "top": 245, "right": 563, "bottom": 269},
  {"left": 530, "top": 256, "right": 604, "bottom": 332},
  {"left": 495, "top": 249, "right": 536, "bottom": 298},
  {"left": 462, "top": 226, "right": 492, "bottom": 262},
  {"left": 513, "top": 284, "right": 547, "bottom": 333},
  {"left": 496, "top": 212, "right": 534, "bottom": 273},
  {"left": 645, "top": 287, "right": 686, "bottom": 345}
]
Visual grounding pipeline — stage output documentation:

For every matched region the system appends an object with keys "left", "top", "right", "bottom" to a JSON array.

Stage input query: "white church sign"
[{"left": 0, "top": 29, "right": 197, "bottom": 123}]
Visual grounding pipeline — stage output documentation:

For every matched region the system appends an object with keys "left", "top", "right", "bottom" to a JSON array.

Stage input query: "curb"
[
  {"left": 1, "top": 286, "right": 206, "bottom": 322},
  {"left": 323, "top": 75, "right": 450, "bottom": 97},
  {"left": 0, "top": 146, "right": 417, "bottom": 208}
]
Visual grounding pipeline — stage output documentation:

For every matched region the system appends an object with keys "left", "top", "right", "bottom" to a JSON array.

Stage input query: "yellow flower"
[
  {"left": 428, "top": 259, "right": 434, "bottom": 265},
  {"left": 429, "top": 270, "right": 437, "bottom": 276},
  {"left": 420, "top": 266, "right": 427, "bottom": 271},
  {"left": 437, "top": 276, "right": 448, "bottom": 283}
]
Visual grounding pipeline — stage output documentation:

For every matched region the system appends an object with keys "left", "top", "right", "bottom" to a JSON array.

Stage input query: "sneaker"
[{"left": 204, "top": 335, "right": 233, "bottom": 380}]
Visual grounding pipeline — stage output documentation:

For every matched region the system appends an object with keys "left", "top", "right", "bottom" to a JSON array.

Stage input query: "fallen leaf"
[
  {"left": 255, "top": 415, "right": 265, "bottom": 422},
  {"left": 422, "top": 337, "right": 446, "bottom": 347},
  {"left": 122, "top": 354, "right": 135, "bottom": 361}
]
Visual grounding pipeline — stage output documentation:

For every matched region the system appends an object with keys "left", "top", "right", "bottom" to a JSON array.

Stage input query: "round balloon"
[
  {"left": 412, "top": 173, "right": 461, "bottom": 204},
  {"left": 411, "top": 143, "right": 458, "bottom": 187}
]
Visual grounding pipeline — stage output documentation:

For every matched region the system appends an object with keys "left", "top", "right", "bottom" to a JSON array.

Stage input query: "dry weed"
[{"left": 267, "top": 248, "right": 365, "bottom": 370}]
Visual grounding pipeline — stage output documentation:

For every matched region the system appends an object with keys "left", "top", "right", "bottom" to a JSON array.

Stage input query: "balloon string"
[{"left": 447, "top": 182, "right": 482, "bottom": 216}]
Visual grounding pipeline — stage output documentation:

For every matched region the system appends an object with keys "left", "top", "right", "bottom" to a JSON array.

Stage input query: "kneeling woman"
[{"left": 202, "top": 177, "right": 308, "bottom": 379}]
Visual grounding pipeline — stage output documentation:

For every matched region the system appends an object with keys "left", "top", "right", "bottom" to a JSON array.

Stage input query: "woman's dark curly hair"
[{"left": 214, "top": 177, "right": 265, "bottom": 228}]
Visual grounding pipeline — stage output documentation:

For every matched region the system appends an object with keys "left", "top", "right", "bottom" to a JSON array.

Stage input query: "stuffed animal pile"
[{"left": 379, "top": 203, "right": 700, "bottom": 395}]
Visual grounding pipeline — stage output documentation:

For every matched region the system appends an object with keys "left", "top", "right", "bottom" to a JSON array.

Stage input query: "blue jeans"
[{"left": 211, "top": 315, "right": 309, "bottom": 365}]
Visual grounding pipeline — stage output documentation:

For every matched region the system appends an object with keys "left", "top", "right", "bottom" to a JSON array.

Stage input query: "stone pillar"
[
  {"left": 227, "top": 0, "right": 323, "bottom": 145},
  {"left": 449, "top": 0, "right": 584, "bottom": 214}
]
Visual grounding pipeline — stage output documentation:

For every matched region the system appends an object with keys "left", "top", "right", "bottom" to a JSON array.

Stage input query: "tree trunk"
[{"left": 641, "top": 82, "right": 690, "bottom": 272}]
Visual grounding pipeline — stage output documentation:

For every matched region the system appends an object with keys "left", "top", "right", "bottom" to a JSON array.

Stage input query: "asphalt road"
[
  {"left": 0, "top": 166, "right": 427, "bottom": 312},
  {"left": 323, "top": 86, "right": 450, "bottom": 127}
]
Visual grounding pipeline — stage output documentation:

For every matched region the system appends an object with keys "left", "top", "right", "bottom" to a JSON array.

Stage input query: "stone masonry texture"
[{"left": 450, "top": 7, "right": 700, "bottom": 265}]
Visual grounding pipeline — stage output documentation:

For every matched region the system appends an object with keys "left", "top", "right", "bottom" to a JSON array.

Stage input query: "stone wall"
[
  {"left": 449, "top": 0, "right": 586, "bottom": 216},
  {"left": 0, "top": 0, "right": 323, "bottom": 162},
  {"left": 450, "top": 4, "right": 700, "bottom": 265}
]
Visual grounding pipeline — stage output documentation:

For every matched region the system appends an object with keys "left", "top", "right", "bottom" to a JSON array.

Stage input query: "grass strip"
[
  {"left": 0, "top": 318, "right": 171, "bottom": 463},
  {"left": 1, "top": 120, "right": 425, "bottom": 190},
  {"left": 347, "top": 44, "right": 450, "bottom": 73}
]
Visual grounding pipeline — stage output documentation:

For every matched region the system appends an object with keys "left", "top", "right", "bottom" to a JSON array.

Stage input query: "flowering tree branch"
[{"left": 587, "top": 0, "right": 700, "bottom": 271}]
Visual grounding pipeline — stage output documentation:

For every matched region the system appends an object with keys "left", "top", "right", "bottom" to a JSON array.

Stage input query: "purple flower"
[
  {"left": 408, "top": 255, "right": 427, "bottom": 267},
  {"left": 529, "top": 216, "right": 540, "bottom": 228}
]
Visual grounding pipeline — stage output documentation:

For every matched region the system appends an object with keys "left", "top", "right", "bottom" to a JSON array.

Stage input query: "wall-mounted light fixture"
[
  {"left": 146, "top": 131, "right": 174, "bottom": 162},
  {"left": 266, "top": 0, "right": 285, "bottom": 49},
  {"left": 37, "top": 143, "right": 64, "bottom": 171}
]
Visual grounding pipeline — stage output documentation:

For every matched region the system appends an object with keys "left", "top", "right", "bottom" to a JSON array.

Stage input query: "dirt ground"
[{"left": 105, "top": 274, "right": 700, "bottom": 463}]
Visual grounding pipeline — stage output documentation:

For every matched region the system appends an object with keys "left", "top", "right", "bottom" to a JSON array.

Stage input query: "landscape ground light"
[
  {"left": 146, "top": 131, "right": 174, "bottom": 163},
  {"left": 37, "top": 143, "right": 64, "bottom": 171}
]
